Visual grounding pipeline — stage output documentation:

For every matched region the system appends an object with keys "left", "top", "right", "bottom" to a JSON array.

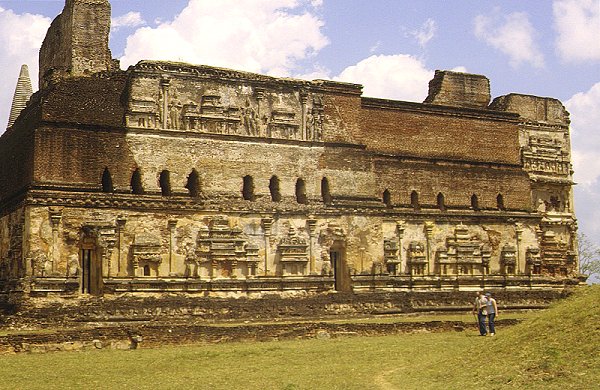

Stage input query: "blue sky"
[{"left": 1, "top": 0, "right": 599, "bottom": 261}]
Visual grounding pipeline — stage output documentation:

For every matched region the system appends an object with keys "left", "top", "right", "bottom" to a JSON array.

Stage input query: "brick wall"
[{"left": 358, "top": 99, "right": 521, "bottom": 165}]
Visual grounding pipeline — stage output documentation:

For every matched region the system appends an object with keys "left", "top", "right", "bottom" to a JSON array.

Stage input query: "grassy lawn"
[{"left": 0, "top": 286, "right": 597, "bottom": 390}]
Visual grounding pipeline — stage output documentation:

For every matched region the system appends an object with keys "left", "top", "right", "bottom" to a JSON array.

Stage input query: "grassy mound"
[
  {"left": 388, "top": 285, "right": 600, "bottom": 389},
  {"left": 0, "top": 286, "right": 597, "bottom": 389}
]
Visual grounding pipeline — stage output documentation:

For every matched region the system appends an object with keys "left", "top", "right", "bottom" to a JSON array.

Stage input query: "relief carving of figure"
[
  {"left": 67, "top": 254, "right": 80, "bottom": 277},
  {"left": 241, "top": 100, "right": 259, "bottom": 136},
  {"left": 30, "top": 251, "right": 51, "bottom": 277},
  {"left": 169, "top": 100, "right": 182, "bottom": 130},
  {"left": 537, "top": 198, "right": 546, "bottom": 213},
  {"left": 307, "top": 109, "right": 323, "bottom": 141},
  {"left": 184, "top": 248, "right": 200, "bottom": 278}
]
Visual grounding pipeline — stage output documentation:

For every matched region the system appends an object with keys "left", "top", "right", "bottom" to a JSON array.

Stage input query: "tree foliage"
[{"left": 578, "top": 233, "right": 600, "bottom": 281}]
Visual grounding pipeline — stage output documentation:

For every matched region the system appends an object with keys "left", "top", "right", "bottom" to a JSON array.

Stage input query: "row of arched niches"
[{"left": 101, "top": 167, "right": 508, "bottom": 211}]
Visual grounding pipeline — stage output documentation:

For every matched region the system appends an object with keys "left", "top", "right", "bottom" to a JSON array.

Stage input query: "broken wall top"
[
  {"left": 39, "top": 0, "right": 114, "bottom": 88},
  {"left": 424, "top": 70, "right": 491, "bottom": 109},
  {"left": 489, "top": 94, "right": 570, "bottom": 126}
]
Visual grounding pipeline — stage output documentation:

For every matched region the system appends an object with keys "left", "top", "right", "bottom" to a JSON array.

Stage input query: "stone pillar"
[
  {"left": 424, "top": 221, "right": 434, "bottom": 275},
  {"left": 116, "top": 216, "right": 127, "bottom": 276},
  {"left": 515, "top": 223, "right": 523, "bottom": 275},
  {"left": 300, "top": 91, "right": 308, "bottom": 141},
  {"left": 255, "top": 88, "right": 265, "bottom": 137},
  {"left": 168, "top": 219, "right": 177, "bottom": 276},
  {"left": 160, "top": 78, "right": 170, "bottom": 129},
  {"left": 261, "top": 218, "right": 273, "bottom": 276},
  {"left": 49, "top": 209, "right": 62, "bottom": 275},
  {"left": 396, "top": 220, "right": 405, "bottom": 275},
  {"left": 307, "top": 217, "right": 317, "bottom": 274}
]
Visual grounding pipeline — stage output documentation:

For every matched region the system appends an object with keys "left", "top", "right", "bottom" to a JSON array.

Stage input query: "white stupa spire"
[{"left": 8, "top": 64, "right": 33, "bottom": 128}]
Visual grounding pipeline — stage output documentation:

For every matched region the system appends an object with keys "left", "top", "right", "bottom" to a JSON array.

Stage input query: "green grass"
[{"left": 0, "top": 286, "right": 598, "bottom": 390}]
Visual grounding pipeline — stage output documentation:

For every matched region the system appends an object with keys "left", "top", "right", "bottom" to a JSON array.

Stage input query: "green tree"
[{"left": 578, "top": 233, "right": 600, "bottom": 282}]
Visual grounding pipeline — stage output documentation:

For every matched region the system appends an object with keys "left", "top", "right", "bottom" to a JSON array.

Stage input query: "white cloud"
[
  {"left": 119, "top": 0, "right": 328, "bottom": 77},
  {"left": 567, "top": 82, "right": 600, "bottom": 185},
  {"left": 410, "top": 18, "right": 437, "bottom": 48},
  {"left": 553, "top": 0, "right": 600, "bottom": 63},
  {"left": 0, "top": 7, "right": 51, "bottom": 133},
  {"left": 474, "top": 10, "right": 544, "bottom": 68},
  {"left": 566, "top": 82, "right": 600, "bottom": 245},
  {"left": 369, "top": 40, "right": 381, "bottom": 54},
  {"left": 334, "top": 54, "right": 434, "bottom": 102},
  {"left": 112, "top": 11, "right": 146, "bottom": 30}
]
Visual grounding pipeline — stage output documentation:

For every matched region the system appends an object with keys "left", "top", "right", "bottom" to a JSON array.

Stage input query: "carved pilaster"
[
  {"left": 168, "top": 219, "right": 177, "bottom": 276},
  {"left": 396, "top": 220, "right": 405, "bottom": 274},
  {"left": 49, "top": 208, "right": 62, "bottom": 275},
  {"left": 515, "top": 223, "right": 523, "bottom": 274},
  {"left": 307, "top": 217, "right": 317, "bottom": 274},
  {"left": 262, "top": 218, "right": 273, "bottom": 276},
  {"left": 424, "top": 221, "right": 434, "bottom": 275},
  {"left": 300, "top": 91, "right": 308, "bottom": 140},
  {"left": 116, "top": 216, "right": 126, "bottom": 276},
  {"left": 160, "top": 78, "right": 171, "bottom": 129}
]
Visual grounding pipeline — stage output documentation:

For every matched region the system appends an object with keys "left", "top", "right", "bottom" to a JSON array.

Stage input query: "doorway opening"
[
  {"left": 80, "top": 244, "right": 102, "bottom": 295},
  {"left": 329, "top": 241, "right": 351, "bottom": 292}
]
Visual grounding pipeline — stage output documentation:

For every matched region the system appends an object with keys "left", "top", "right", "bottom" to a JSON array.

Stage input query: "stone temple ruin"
[{"left": 0, "top": 0, "right": 582, "bottom": 308}]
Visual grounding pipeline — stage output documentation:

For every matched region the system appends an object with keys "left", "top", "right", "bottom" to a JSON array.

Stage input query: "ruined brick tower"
[
  {"left": 39, "top": 0, "right": 114, "bottom": 88},
  {"left": 0, "top": 0, "right": 582, "bottom": 307}
]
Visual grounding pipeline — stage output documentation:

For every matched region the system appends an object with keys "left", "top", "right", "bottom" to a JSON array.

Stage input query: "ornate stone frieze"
[
  {"left": 131, "top": 232, "right": 162, "bottom": 276},
  {"left": 407, "top": 241, "right": 427, "bottom": 275},
  {"left": 435, "top": 224, "right": 491, "bottom": 275},
  {"left": 383, "top": 239, "right": 399, "bottom": 265},
  {"left": 126, "top": 64, "right": 325, "bottom": 142},
  {"left": 277, "top": 226, "right": 308, "bottom": 275},
  {"left": 526, "top": 247, "right": 542, "bottom": 274},
  {"left": 277, "top": 227, "right": 308, "bottom": 263},
  {"left": 195, "top": 216, "right": 259, "bottom": 277},
  {"left": 500, "top": 244, "right": 517, "bottom": 274}
]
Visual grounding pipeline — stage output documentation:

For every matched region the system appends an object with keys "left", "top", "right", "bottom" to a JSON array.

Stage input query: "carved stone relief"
[
  {"left": 407, "top": 241, "right": 427, "bottom": 275},
  {"left": 195, "top": 216, "right": 259, "bottom": 278},
  {"left": 500, "top": 244, "right": 517, "bottom": 274},
  {"left": 277, "top": 226, "right": 309, "bottom": 276},
  {"left": 131, "top": 232, "right": 162, "bottom": 277},
  {"left": 435, "top": 224, "right": 491, "bottom": 275},
  {"left": 126, "top": 74, "right": 325, "bottom": 142}
]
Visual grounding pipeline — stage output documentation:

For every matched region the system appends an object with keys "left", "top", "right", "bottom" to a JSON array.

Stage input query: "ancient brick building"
[{"left": 0, "top": 0, "right": 580, "bottom": 301}]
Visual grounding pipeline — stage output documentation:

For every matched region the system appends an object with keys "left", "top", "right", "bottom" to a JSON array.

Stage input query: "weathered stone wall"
[
  {"left": 0, "top": 124, "right": 36, "bottom": 203},
  {"left": 19, "top": 202, "right": 552, "bottom": 283},
  {"left": 0, "top": 208, "right": 26, "bottom": 282}
]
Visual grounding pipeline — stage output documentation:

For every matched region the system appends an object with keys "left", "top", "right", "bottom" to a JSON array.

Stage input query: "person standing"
[
  {"left": 485, "top": 292, "right": 498, "bottom": 336},
  {"left": 472, "top": 291, "right": 488, "bottom": 336}
]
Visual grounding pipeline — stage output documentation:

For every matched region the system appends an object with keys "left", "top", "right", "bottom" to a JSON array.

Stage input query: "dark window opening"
[
  {"left": 497, "top": 194, "right": 505, "bottom": 210},
  {"left": 101, "top": 167, "right": 113, "bottom": 193},
  {"left": 437, "top": 192, "right": 446, "bottom": 211},
  {"left": 411, "top": 190, "right": 419, "bottom": 211},
  {"left": 321, "top": 177, "right": 332, "bottom": 204},
  {"left": 383, "top": 189, "right": 391, "bottom": 207},
  {"left": 186, "top": 169, "right": 200, "bottom": 198},
  {"left": 242, "top": 175, "right": 255, "bottom": 201},
  {"left": 159, "top": 170, "right": 172, "bottom": 196},
  {"left": 131, "top": 168, "right": 144, "bottom": 195},
  {"left": 269, "top": 176, "right": 281, "bottom": 202},
  {"left": 296, "top": 178, "right": 308, "bottom": 204},
  {"left": 143, "top": 265, "right": 151, "bottom": 276},
  {"left": 471, "top": 194, "right": 479, "bottom": 211}
]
